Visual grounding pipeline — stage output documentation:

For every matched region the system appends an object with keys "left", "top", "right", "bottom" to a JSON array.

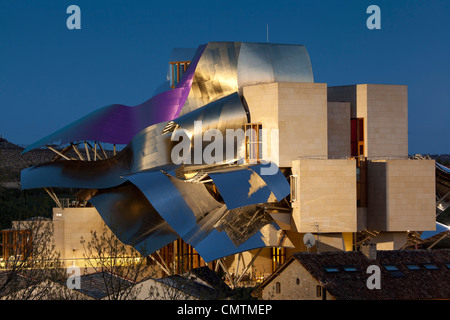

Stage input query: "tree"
[
  {"left": 80, "top": 224, "right": 154, "bottom": 300},
  {"left": 0, "top": 218, "right": 72, "bottom": 300}
]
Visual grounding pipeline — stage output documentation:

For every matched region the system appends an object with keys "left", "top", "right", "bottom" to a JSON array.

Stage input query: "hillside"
[{"left": 0, "top": 138, "right": 114, "bottom": 187}]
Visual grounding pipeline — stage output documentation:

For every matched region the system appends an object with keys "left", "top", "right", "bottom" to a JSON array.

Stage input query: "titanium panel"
[
  {"left": 193, "top": 222, "right": 291, "bottom": 262},
  {"left": 237, "top": 42, "right": 314, "bottom": 87},
  {"left": 179, "top": 42, "right": 241, "bottom": 116},
  {"left": 125, "top": 169, "right": 292, "bottom": 262},
  {"left": 171, "top": 92, "right": 248, "bottom": 165},
  {"left": 20, "top": 92, "right": 248, "bottom": 190},
  {"left": 89, "top": 183, "right": 179, "bottom": 255},
  {"left": 20, "top": 41, "right": 314, "bottom": 262},
  {"left": 20, "top": 146, "right": 133, "bottom": 189},
  {"left": 206, "top": 163, "right": 289, "bottom": 210}
]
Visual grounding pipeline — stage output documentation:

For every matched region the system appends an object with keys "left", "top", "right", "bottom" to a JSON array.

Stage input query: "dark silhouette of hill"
[{"left": 0, "top": 138, "right": 114, "bottom": 186}]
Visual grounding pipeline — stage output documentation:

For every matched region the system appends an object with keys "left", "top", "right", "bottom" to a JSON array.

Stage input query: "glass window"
[
  {"left": 343, "top": 265, "right": 359, "bottom": 272},
  {"left": 384, "top": 265, "right": 399, "bottom": 271},
  {"left": 244, "top": 124, "right": 262, "bottom": 163},
  {"left": 316, "top": 285, "right": 322, "bottom": 297},
  {"left": 275, "top": 282, "right": 281, "bottom": 294},
  {"left": 323, "top": 266, "right": 340, "bottom": 273},
  {"left": 290, "top": 175, "right": 297, "bottom": 202},
  {"left": 383, "top": 265, "right": 405, "bottom": 277},
  {"left": 405, "top": 264, "right": 421, "bottom": 270},
  {"left": 423, "top": 264, "right": 439, "bottom": 270}
]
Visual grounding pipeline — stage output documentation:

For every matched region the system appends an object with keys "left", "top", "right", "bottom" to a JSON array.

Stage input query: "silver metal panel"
[
  {"left": 20, "top": 147, "right": 133, "bottom": 189},
  {"left": 179, "top": 42, "right": 241, "bottom": 115},
  {"left": 237, "top": 42, "right": 314, "bottom": 87},
  {"left": 20, "top": 93, "right": 248, "bottom": 190},
  {"left": 125, "top": 168, "right": 293, "bottom": 262},
  {"left": 193, "top": 222, "right": 292, "bottom": 262},
  {"left": 249, "top": 162, "right": 291, "bottom": 200},
  {"left": 20, "top": 41, "right": 313, "bottom": 262},
  {"left": 206, "top": 163, "right": 290, "bottom": 210},
  {"left": 179, "top": 41, "right": 314, "bottom": 116},
  {"left": 171, "top": 92, "right": 248, "bottom": 165},
  {"left": 89, "top": 182, "right": 179, "bottom": 255}
]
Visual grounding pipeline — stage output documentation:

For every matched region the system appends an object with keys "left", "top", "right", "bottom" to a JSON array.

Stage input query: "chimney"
[{"left": 361, "top": 243, "right": 377, "bottom": 260}]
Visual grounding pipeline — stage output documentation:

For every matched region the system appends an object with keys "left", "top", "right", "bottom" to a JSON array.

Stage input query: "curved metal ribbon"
[{"left": 20, "top": 41, "right": 315, "bottom": 261}]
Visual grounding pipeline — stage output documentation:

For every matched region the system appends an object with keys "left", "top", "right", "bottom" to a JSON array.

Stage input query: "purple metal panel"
[{"left": 22, "top": 45, "right": 206, "bottom": 154}]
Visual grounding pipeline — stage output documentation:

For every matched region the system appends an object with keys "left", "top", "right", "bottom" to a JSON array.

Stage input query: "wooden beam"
[
  {"left": 71, "top": 143, "right": 85, "bottom": 161},
  {"left": 44, "top": 187, "right": 63, "bottom": 209},
  {"left": 98, "top": 142, "right": 108, "bottom": 159},
  {"left": 84, "top": 141, "right": 91, "bottom": 161},
  {"left": 46, "top": 145, "right": 73, "bottom": 161}
]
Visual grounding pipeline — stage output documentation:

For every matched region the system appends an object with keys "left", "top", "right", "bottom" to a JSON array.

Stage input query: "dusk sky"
[{"left": 1, "top": 0, "right": 449, "bottom": 154}]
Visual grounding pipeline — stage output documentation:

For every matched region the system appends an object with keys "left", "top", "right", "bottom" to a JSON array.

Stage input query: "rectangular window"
[
  {"left": 343, "top": 265, "right": 359, "bottom": 272},
  {"left": 271, "top": 247, "right": 286, "bottom": 272},
  {"left": 384, "top": 265, "right": 399, "bottom": 271},
  {"left": 170, "top": 61, "right": 191, "bottom": 89},
  {"left": 323, "top": 266, "right": 340, "bottom": 273},
  {"left": 290, "top": 175, "right": 297, "bottom": 202},
  {"left": 423, "top": 264, "right": 439, "bottom": 270},
  {"left": 405, "top": 264, "right": 421, "bottom": 270},
  {"left": 316, "top": 285, "right": 322, "bottom": 297},
  {"left": 244, "top": 123, "right": 262, "bottom": 163},
  {"left": 383, "top": 265, "right": 405, "bottom": 277}
]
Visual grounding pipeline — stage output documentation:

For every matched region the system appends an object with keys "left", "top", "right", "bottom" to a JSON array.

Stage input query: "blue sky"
[{"left": 1, "top": 0, "right": 449, "bottom": 154}]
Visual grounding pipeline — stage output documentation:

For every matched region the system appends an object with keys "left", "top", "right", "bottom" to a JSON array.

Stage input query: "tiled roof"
[
  {"left": 158, "top": 266, "right": 232, "bottom": 300},
  {"left": 292, "top": 249, "right": 450, "bottom": 300},
  {"left": 77, "top": 271, "right": 134, "bottom": 299}
]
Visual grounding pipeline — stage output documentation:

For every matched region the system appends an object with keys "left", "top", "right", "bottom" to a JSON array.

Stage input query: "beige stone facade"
[
  {"left": 243, "top": 82, "right": 328, "bottom": 167},
  {"left": 261, "top": 259, "right": 331, "bottom": 300},
  {"left": 291, "top": 159, "right": 357, "bottom": 233},
  {"left": 367, "top": 159, "right": 436, "bottom": 232},
  {"left": 52, "top": 207, "right": 139, "bottom": 268},
  {"left": 327, "top": 102, "right": 351, "bottom": 157},
  {"left": 242, "top": 81, "right": 435, "bottom": 258},
  {"left": 328, "top": 84, "right": 408, "bottom": 158}
]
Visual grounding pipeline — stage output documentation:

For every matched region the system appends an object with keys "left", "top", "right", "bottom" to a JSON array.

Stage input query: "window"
[
  {"left": 405, "top": 264, "right": 421, "bottom": 271},
  {"left": 351, "top": 118, "right": 364, "bottom": 157},
  {"left": 244, "top": 124, "right": 262, "bottom": 163},
  {"left": 170, "top": 61, "right": 191, "bottom": 88},
  {"left": 323, "top": 266, "right": 340, "bottom": 273},
  {"left": 290, "top": 175, "right": 297, "bottom": 203},
  {"left": 316, "top": 285, "right": 322, "bottom": 297},
  {"left": 383, "top": 265, "right": 405, "bottom": 277},
  {"left": 384, "top": 265, "right": 399, "bottom": 271},
  {"left": 271, "top": 247, "right": 286, "bottom": 272},
  {"left": 275, "top": 282, "right": 281, "bottom": 294},
  {"left": 343, "top": 265, "right": 359, "bottom": 272},
  {"left": 445, "top": 263, "right": 450, "bottom": 269},
  {"left": 423, "top": 264, "right": 439, "bottom": 270}
]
